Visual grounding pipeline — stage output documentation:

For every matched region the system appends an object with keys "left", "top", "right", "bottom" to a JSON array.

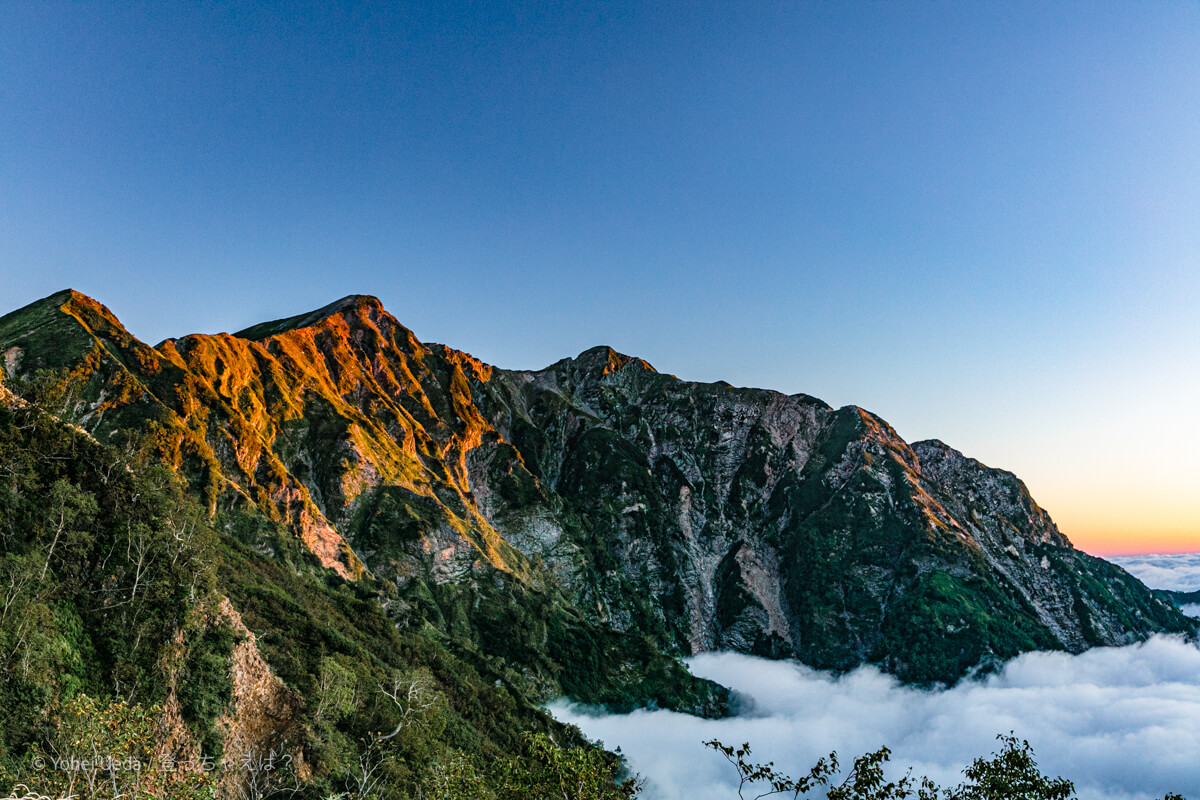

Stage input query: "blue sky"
[{"left": 2, "top": 2, "right": 1198, "bottom": 552}]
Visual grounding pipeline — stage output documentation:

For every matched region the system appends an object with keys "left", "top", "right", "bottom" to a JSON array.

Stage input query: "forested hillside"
[
  {"left": 0, "top": 391, "right": 653, "bottom": 798},
  {"left": 0, "top": 289, "right": 1194, "bottom": 798}
]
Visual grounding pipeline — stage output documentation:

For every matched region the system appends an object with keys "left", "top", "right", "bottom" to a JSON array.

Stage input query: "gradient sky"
[{"left": 2, "top": 2, "right": 1197, "bottom": 555}]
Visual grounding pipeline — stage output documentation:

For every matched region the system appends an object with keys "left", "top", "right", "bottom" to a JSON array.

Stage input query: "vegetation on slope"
[
  {"left": 0, "top": 383, "right": 706, "bottom": 798},
  {"left": 1, "top": 291, "right": 1195, "bottom": 799},
  {"left": 5, "top": 290, "right": 1192, "bottom": 695},
  {"left": 0, "top": 392, "right": 565, "bottom": 795},
  {"left": 0, "top": 290, "right": 729, "bottom": 715}
]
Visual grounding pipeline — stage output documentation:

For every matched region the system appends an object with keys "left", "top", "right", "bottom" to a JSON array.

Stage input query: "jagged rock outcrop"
[
  {"left": 1, "top": 290, "right": 1192, "bottom": 686},
  {"left": 157, "top": 597, "right": 308, "bottom": 795},
  {"left": 463, "top": 350, "right": 1192, "bottom": 681}
]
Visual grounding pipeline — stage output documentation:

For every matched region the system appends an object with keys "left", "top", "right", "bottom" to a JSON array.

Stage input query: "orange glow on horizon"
[
  {"left": 1001, "top": 467, "right": 1200, "bottom": 559},
  {"left": 1053, "top": 513, "right": 1200, "bottom": 558}
]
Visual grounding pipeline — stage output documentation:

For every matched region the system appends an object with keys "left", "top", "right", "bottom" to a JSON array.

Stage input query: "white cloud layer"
[
  {"left": 550, "top": 636, "right": 1200, "bottom": 800},
  {"left": 1111, "top": 554, "right": 1200, "bottom": 592}
]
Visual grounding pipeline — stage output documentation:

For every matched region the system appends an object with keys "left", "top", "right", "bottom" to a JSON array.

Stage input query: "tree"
[
  {"left": 827, "top": 748, "right": 940, "bottom": 800},
  {"left": 313, "top": 657, "right": 358, "bottom": 727},
  {"left": 27, "top": 695, "right": 212, "bottom": 800},
  {"left": 376, "top": 671, "right": 437, "bottom": 743},
  {"left": 704, "top": 740, "right": 939, "bottom": 800},
  {"left": 951, "top": 734, "right": 1074, "bottom": 800},
  {"left": 498, "top": 732, "right": 640, "bottom": 800},
  {"left": 419, "top": 749, "right": 488, "bottom": 800},
  {"left": 704, "top": 740, "right": 836, "bottom": 800},
  {"left": 233, "top": 749, "right": 302, "bottom": 800},
  {"left": 38, "top": 480, "right": 96, "bottom": 581},
  {"left": 705, "top": 734, "right": 1114, "bottom": 800}
]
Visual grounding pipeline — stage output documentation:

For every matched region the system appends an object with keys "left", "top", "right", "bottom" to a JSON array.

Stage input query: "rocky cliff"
[{"left": 1, "top": 289, "right": 1192, "bottom": 688}]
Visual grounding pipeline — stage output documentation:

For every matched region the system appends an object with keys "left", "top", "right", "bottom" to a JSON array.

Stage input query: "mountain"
[
  {"left": 0, "top": 374, "right": 604, "bottom": 799},
  {"left": 0, "top": 290, "right": 726, "bottom": 716},
  {"left": 0, "top": 289, "right": 1192, "bottom": 693}
]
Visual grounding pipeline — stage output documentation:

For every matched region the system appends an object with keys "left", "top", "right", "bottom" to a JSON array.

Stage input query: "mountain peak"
[
  {"left": 0, "top": 289, "right": 135, "bottom": 383},
  {"left": 232, "top": 294, "right": 387, "bottom": 340},
  {"left": 571, "top": 345, "right": 657, "bottom": 376},
  {"left": 2, "top": 289, "right": 126, "bottom": 332}
]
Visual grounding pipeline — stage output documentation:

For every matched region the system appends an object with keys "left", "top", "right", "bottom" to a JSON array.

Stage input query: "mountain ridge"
[
  {"left": 1, "top": 289, "right": 1193, "bottom": 691},
  {"left": 230, "top": 294, "right": 387, "bottom": 341}
]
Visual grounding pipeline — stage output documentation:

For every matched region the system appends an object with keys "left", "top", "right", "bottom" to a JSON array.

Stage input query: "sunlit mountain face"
[
  {"left": 2, "top": 289, "right": 1200, "bottom": 800},
  {"left": 1, "top": 290, "right": 1196, "bottom": 799},
  {"left": 1, "top": 290, "right": 1193, "bottom": 683},
  {"left": 2, "top": 5, "right": 1198, "bottom": 800}
]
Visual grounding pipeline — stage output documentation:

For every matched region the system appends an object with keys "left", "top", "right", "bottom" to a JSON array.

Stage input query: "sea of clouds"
[
  {"left": 550, "top": 554, "right": 1200, "bottom": 800},
  {"left": 1112, "top": 554, "right": 1200, "bottom": 593},
  {"left": 1113, "top": 554, "right": 1200, "bottom": 617}
]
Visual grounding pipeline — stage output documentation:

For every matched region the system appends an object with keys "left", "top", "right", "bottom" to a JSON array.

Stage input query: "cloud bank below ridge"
[
  {"left": 1112, "top": 554, "right": 1200, "bottom": 593},
  {"left": 551, "top": 636, "right": 1200, "bottom": 800}
]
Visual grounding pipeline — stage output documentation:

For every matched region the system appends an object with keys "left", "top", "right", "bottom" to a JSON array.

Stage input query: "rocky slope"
[
  {"left": 1, "top": 289, "right": 1192, "bottom": 687},
  {"left": 465, "top": 348, "right": 1193, "bottom": 681},
  {"left": 0, "top": 387, "right": 609, "bottom": 799}
]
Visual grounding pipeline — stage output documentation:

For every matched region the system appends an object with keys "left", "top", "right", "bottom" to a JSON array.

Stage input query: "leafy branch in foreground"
[
  {"left": 707, "top": 733, "right": 1184, "bottom": 800},
  {"left": 704, "top": 740, "right": 937, "bottom": 800},
  {"left": 704, "top": 740, "right": 831, "bottom": 800},
  {"left": 954, "top": 734, "right": 1073, "bottom": 800}
]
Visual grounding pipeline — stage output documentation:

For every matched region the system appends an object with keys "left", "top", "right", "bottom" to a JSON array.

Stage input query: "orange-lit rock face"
[
  {"left": 2, "top": 289, "right": 1191, "bottom": 687},
  {"left": 0, "top": 291, "right": 519, "bottom": 579}
]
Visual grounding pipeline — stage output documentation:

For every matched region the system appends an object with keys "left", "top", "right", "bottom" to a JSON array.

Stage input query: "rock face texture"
[{"left": 1, "top": 290, "right": 1192, "bottom": 685}]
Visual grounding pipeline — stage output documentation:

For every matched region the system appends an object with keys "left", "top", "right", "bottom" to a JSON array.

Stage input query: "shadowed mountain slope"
[{"left": 1, "top": 290, "right": 1192, "bottom": 687}]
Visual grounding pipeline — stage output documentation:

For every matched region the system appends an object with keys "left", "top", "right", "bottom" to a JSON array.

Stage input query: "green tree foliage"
[
  {"left": 496, "top": 732, "right": 640, "bottom": 800},
  {"left": 177, "top": 622, "right": 238, "bottom": 760},
  {"left": 707, "top": 735, "right": 1186, "bottom": 800},
  {"left": 26, "top": 695, "right": 212, "bottom": 800},
  {"left": 704, "top": 740, "right": 937, "bottom": 800},
  {"left": 417, "top": 749, "right": 488, "bottom": 800},
  {"left": 313, "top": 657, "right": 359, "bottom": 728},
  {"left": 954, "top": 735, "right": 1074, "bottom": 800},
  {"left": 0, "top": 398, "right": 220, "bottom": 781}
]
